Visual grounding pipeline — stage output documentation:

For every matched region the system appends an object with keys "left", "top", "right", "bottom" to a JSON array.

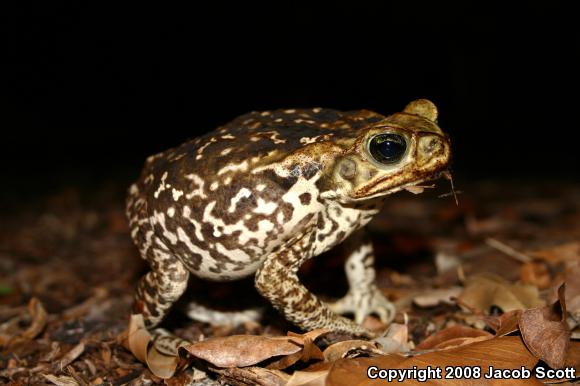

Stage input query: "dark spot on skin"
[
  {"left": 309, "top": 232, "right": 316, "bottom": 243},
  {"left": 299, "top": 192, "right": 311, "bottom": 205},
  {"left": 290, "top": 163, "right": 301, "bottom": 177},
  {"left": 237, "top": 195, "right": 257, "bottom": 212},
  {"left": 279, "top": 202, "right": 294, "bottom": 223},
  {"left": 182, "top": 251, "right": 203, "bottom": 271},
  {"left": 244, "top": 217, "right": 260, "bottom": 232},
  {"left": 262, "top": 169, "right": 298, "bottom": 191},
  {"left": 201, "top": 223, "right": 214, "bottom": 237},
  {"left": 302, "top": 163, "right": 320, "bottom": 179},
  {"left": 317, "top": 213, "right": 325, "bottom": 230}
]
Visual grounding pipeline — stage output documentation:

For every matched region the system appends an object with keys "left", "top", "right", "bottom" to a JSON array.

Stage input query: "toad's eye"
[{"left": 368, "top": 133, "right": 407, "bottom": 164}]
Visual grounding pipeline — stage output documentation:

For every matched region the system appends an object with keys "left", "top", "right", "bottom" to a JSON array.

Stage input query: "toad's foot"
[{"left": 327, "top": 286, "right": 396, "bottom": 325}]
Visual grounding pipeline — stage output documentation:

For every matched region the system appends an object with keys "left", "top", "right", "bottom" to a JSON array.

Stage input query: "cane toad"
[{"left": 126, "top": 99, "right": 451, "bottom": 337}]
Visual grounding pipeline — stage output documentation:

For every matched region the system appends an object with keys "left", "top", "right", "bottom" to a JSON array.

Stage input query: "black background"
[{"left": 3, "top": 2, "right": 579, "bottom": 200}]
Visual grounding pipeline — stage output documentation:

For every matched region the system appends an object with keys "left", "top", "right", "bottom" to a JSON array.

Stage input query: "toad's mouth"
[
  {"left": 395, "top": 170, "right": 458, "bottom": 203},
  {"left": 353, "top": 169, "right": 453, "bottom": 201},
  {"left": 387, "top": 172, "right": 442, "bottom": 195}
]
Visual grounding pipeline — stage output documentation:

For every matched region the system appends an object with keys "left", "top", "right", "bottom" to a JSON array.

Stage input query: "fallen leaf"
[
  {"left": 327, "top": 336, "right": 541, "bottom": 385},
  {"left": 43, "top": 374, "right": 80, "bottom": 386},
  {"left": 413, "top": 287, "right": 462, "bottom": 308},
  {"left": 0, "top": 297, "right": 48, "bottom": 346},
  {"left": 528, "top": 242, "right": 580, "bottom": 264},
  {"left": 458, "top": 273, "right": 544, "bottom": 313},
  {"left": 520, "top": 283, "right": 570, "bottom": 369},
  {"left": 483, "top": 309, "right": 522, "bottom": 336},
  {"left": 213, "top": 366, "right": 290, "bottom": 386},
  {"left": 563, "top": 262, "right": 580, "bottom": 324},
  {"left": 374, "top": 323, "right": 411, "bottom": 353},
  {"left": 266, "top": 334, "right": 324, "bottom": 370},
  {"left": 323, "top": 340, "right": 383, "bottom": 362},
  {"left": 118, "top": 314, "right": 181, "bottom": 379},
  {"left": 181, "top": 335, "right": 302, "bottom": 368},
  {"left": 361, "top": 315, "right": 386, "bottom": 332},
  {"left": 565, "top": 340, "right": 580, "bottom": 371},
  {"left": 416, "top": 325, "right": 493, "bottom": 350},
  {"left": 54, "top": 342, "right": 85, "bottom": 372},
  {"left": 21, "top": 297, "right": 48, "bottom": 340},
  {"left": 286, "top": 362, "right": 332, "bottom": 386},
  {"left": 520, "top": 262, "right": 551, "bottom": 289}
]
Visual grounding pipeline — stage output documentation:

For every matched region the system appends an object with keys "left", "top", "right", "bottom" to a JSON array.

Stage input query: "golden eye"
[{"left": 368, "top": 133, "right": 407, "bottom": 164}]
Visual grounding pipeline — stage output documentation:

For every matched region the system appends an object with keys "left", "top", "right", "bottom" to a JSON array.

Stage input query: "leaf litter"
[{"left": 1, "top": 180, "right": 579, "bottom": 384}]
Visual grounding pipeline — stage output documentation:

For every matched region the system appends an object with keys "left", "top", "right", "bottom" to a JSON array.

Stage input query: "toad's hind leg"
[
  {"left": 134, "top": 244, "right": 190, "bottom": 328},
  {"left": 127, "top": 186, "right": 190, "bottom": 328}
]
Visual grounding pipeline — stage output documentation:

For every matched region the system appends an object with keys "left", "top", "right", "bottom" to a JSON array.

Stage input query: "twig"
[
  {"left": 441, "top": 170, "right": 460, "bottom": 206},
  {"left": 485, "top": 238, "right": 532, "bottom": 263}
]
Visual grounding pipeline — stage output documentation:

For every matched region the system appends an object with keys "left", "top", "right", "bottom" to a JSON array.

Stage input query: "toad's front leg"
[
  {"left": 254, "top": 235, "right": 372, "bottom": 338},
  {"left": 327, "top": 229, "right": 396, "bottom": 325}
]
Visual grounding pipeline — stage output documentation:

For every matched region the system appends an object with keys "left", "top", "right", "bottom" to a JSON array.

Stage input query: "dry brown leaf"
[
  {"left": 327, "top": 336, "right": 541, "bottom": 386},
  {"left": 21, "top": 297, "right": 48, "bottom": 340},
  {"left": 520, "top": 283, "right": 570, "bottom": 369},
  {"left": 565, "top": 340, "right": 580, "bottom": 371},
  {"left": 520, "top": 262, "right": 551, "bottom": 289},
  {"left": 286, "top": 362, "right": 332, "bottom": 386},
  {"left": 299, "top": 335, "right": 325, "bottom": 362},
  {"left": 360, "top": 314, "right": 386, "bottom": 332},
  {"left": 563, "top": 261, "right": 580, "bottom": 324},
  {"left": 118, "top": 314, "right": 180, "bottom": 379},
  {"left": 528, "top": 242, "right": 580, "bottom": 264},
  {"left": 374, "top": 323, "right": 411, "bottom": 354},
  {"left": 213, "top": 366, "right": 290, "bottom": 386},
  {"left": 413, "top": 287, "right": 462, "bottom": 308},
  {"left": 0, "top": 305, "right": 26, "bottom": 323},
  {"left": 266, "top": 337, "right": 323, "bottom": 370},
  {"left": 43, "top": 374, "right": 80, "bottom": 386},
  {"left": 416, "top": 324, "right": 493, "bottom": 350},
  {"left": 181, "top": 335, "right": 302, "bottom": 368},
  {"left": 288, "top": 328, "right": 331, "bottom": 342},
  {"left": 458, "top": 273, "right": 544, "bottom": 313},
  {"left": 54, "top": 342, "right": 85, "bottom": 372},
  {"left": 0, "top": 297, "right": 48, "bottom": 346},
  {"left": 263, "top": 330, "right": 326, "bottom": 370},
  {"left": 483, "top": 309, "right": 522, "bottom": 336},
  {"left": 323, "top": 340, "right": 383, "bottom": 362}
]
